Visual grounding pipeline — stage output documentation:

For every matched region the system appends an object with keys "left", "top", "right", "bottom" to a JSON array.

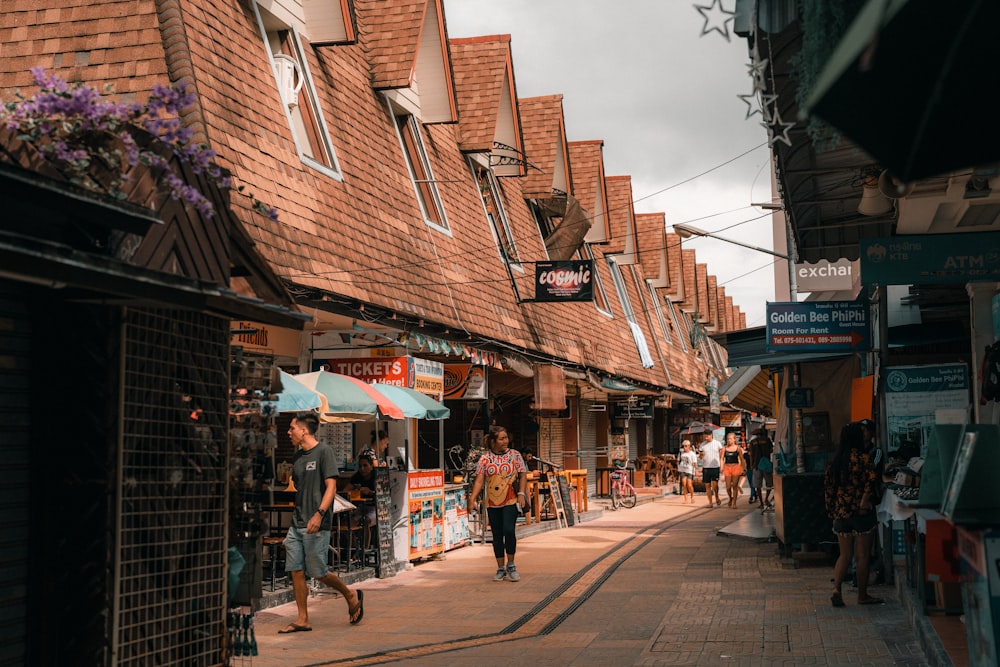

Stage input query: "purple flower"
[{"left": 2, "top": 68, "right": 279, "bottom": 222}]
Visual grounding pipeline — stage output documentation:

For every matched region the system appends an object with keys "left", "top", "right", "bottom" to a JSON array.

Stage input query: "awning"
[
  {"left": 711, "top": 327, "right": 853, "bottom": 368},
  {"left": 293, "top": 371, "right": 405, "bottom": 421},
  {"left": 371, "top": 384, "right": 450, "bottom": 420},
  {"left": 0, "top": 230, "right": 311, "bottom": 329},
  {"left": 804, "top": 0, "right": 1000, "bottom": 181},
  {"left": 719, "top": 366, "right": 775, "bottom": 415},
  {"left": 272, "top": 370, "right": 323, "bottom": 413}
]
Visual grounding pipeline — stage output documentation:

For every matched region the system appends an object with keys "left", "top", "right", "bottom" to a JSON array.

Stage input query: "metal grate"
[{"left": 114, "top": 308, "right": 229, "bottom": 666}]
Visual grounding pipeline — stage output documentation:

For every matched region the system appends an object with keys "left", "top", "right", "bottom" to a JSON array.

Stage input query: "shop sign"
[
  {"left": 885, "top": 364, "right": 969, "bottom": 451},
  {"left": 317, "top": 355, "right": 444, "bottom": 398},
  {"left": 611, "top": 397, "right": 653, "bottom": 420},
  {"left": 765, "top": 301, "right": 870, "bottom": 352},
  {"left": 533, "top": 260, "right": 594, "bottom": 302},
  {"left": 794, "top": 258, "right": 857, "bottom": 293},
  {"left": 443, "top": 364, "right": 487, "bottom": 400},
  {"left": 229, "top": 320, "right": 301, "bottom": 357},
  {"left": 861, "top": 232, "right": 1000, "bottom": 285},
  {"left": 785, "top": 387, "right": 815, "bottom": 408},
  {"left": 406, "top": 470, "right": 444, "bottom": 560}
]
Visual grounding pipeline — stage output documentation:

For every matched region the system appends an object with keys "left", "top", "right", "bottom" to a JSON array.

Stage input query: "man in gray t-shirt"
[
  {"left": 279, "top": 412, "right": 365, "bottom": 633},
  {"left": 699, "top": 432, "right": 724, "bottom": 507}
]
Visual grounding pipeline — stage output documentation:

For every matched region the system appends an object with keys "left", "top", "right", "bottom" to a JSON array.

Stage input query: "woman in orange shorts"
[{"left": 721, "top": 432, "right": 744, "bottom": 507}]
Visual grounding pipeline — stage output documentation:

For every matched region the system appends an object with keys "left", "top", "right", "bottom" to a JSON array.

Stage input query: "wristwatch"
[{"left": 316, "top": 507, "right": 328, "bottom": 517}]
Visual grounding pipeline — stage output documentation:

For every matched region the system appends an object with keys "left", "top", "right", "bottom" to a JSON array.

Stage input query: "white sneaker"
[
  {"left": 506, "top": 565, "right": 520, "bottom": 582},
  {"left": 493, "top": 568, "right": 506, "bottom": 582}
]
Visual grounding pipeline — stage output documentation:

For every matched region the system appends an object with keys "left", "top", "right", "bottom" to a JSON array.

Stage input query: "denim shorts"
[
  {"left": 832, "top": 513, "right": 877, "bottom": 536},
  {"left": 283, "top": 524, "right": 331, "bottom": 579}
]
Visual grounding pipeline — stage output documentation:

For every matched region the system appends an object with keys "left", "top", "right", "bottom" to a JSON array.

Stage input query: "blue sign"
[
  {"left": 861, "top": 232, "right": 1000, "bottom": 285},
  {"left": 766, "top": 301, "right": 870, "bottom": 353},
  {"left": 785, "top": 387, "right": 815, "bottom": 408}
]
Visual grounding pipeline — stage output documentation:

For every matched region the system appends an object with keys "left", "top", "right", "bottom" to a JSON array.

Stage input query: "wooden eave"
[
  {"left": 605, "top": 175, "right": 637, "bottom": 263},
  {"left": 635, "top": 213, "right": 668, "bottom": 288},
  {"left": 518, "top": 95, "right": 571, "bottom": 200},
  {"left": 450, "top": 35, "right": 523, "bottom": 172},
  {"left": 567, "top": 140, "right": 609, "bottom": 244}
]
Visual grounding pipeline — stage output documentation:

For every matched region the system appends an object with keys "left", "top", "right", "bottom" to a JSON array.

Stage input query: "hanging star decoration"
[
  {"left": 762, "top": 107, "right": 795, "bottom": 148},
  {"left": 738, "top": 89, "right": 777, "bottom": 121},
  {"left": 694, "top": 0, "right": 735, "bottom": 42}
]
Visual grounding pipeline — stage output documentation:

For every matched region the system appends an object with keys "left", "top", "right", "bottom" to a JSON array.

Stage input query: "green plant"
[{"left": 1, "top": 67, "right": 277, "bottom": 221}]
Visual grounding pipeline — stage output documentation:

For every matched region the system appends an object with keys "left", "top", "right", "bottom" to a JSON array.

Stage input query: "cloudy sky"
[{"left": 443, "top": 0, "right": 780, "bottom": 326}]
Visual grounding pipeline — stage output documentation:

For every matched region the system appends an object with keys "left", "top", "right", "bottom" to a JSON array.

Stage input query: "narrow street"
[{"left": 249, "top": 497, "right": 934, "bottom": 666}]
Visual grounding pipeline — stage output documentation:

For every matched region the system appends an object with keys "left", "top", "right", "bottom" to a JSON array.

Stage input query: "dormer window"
[
  {"left": 255, "top": 5, "right": 342, "bottom": 180},
  {"left": 392, "top": 112, "right": 448, "bottom": 232},
  {"left": 469, "top": 157, "right": 520, "bottom": 267}
]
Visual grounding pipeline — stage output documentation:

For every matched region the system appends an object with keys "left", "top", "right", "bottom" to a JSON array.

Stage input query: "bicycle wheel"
[
  {"left": 610, "top": 485, "right": 620, "bottom": 510},
  {"left": 620, "top": 485, "right": 637, "bottom": 508}
]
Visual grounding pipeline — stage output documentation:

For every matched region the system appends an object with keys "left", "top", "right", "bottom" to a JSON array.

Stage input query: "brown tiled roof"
[
  {"left": 706, "top": 275, "right": 719, "bottom": 330},
  {"left": 358, "top": 0, "right": 425, "bottom": 88},
  {"left": 566, "top": 141, "right": 608, "bottom": 242},
  {"left": 450, "top": 35, "right": 519, "bottom": 154},
  {"left": 664, "top": 232, "right": 684, "bottom": 298},
  {"left": 604, "top": 175, "right": 636, "bottom": 261},
  {"left": 635, "top": 213, "right": 667, "bottom": 287},
  {"left": 679, "top": 248, "right": 698, "bottom": 313},
  {"left": 0, "top": 0, "right": 741, "bottom": 397},
  {"left": 695, "top": 264, "right": 710, "bottom": 322},
  {"left": 0, "top": 0, "right": 169, "bottom": 101},
  {"left": 518, "top": 95, "right": 569, "bottom": 199}
]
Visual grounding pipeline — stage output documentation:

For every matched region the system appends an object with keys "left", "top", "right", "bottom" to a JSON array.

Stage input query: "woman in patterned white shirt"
[{"left": 467, "top": 426, "right": 528, "bottom": 582}]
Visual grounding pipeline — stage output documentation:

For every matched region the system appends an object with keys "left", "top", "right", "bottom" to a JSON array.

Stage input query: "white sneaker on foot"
[
  {"left": 493, "top": 568, "right": 506, "bottom": 582},
  {"left": 506, "top": 565, "right": 520, "bottom": 582}
]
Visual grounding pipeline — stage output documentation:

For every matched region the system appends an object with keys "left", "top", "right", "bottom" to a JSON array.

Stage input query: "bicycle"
[{"left": 609, "top": 461, "right": 637, "bottom": 510}]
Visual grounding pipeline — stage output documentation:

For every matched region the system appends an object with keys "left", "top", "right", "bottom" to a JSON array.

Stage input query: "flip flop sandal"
[
  {"left": 349, "top": 590, "right": 365, "bottom": 625},
  {"left": 278, "top": 623, "right": 312, "bottom": 633},
  {"left": 859, "top": 596, "right": 884, "bottom": 605}
]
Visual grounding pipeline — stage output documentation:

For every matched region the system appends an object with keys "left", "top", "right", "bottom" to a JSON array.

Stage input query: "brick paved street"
[{"left": 247, "top": 496, "right": 944, "bottom": 666}]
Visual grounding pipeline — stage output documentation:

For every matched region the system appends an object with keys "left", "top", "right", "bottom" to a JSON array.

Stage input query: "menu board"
[
  {"left": 319, "top": 422, "right": 354, "bottom": 470},
  {"left": 556, "top": 475, "right": 576, "bottom": 526},
  {"left": 406, "top": 470, "right": 445, "bottom": 560},
  {"left": 373, "top": 468, "right": 396, "bottom": 578}
]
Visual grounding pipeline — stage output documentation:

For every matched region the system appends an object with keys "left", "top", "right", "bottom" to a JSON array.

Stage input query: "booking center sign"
[{"left": 316, "top": 351, "right": 444, "bottom": 399}]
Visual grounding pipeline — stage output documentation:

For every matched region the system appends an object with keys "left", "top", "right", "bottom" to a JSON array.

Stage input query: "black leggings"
[{"left": 487, "top": 504, "right": 519, "bottom": 560}]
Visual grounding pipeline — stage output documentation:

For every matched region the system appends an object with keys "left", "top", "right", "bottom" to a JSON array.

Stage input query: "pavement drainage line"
[
  {"left": 306, "top": 508, "right": 716, "bottom": 667},
  {"left": 532, "top": 509, "right": 713, "bottom": 636}
]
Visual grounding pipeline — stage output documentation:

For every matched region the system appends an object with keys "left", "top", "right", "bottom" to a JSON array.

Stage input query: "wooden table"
[{"left": 563, "top": 469, "right": 588, "bottom": 512}]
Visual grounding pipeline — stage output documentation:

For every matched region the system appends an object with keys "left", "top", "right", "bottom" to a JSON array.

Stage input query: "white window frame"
[
  {"left": 390, "top": 109, "right": 449, "bottom": 234},
  {"left": 668, "top": 300, "right": 691, "bottom": 352},
  {"left": 646, "top": 279, "right": 673, "bottom": 344},
  {"left": 607, "top": 256, "right": 637, "bottom": 323},
  {"left": 582, "top": 245, "right": 612, "bottom": 317},
  {"left": 254, "top": 4, "right": 343, "bottom": 181},
  {"left": 469, "top": 156, "right": 521, "bottom": 269}
]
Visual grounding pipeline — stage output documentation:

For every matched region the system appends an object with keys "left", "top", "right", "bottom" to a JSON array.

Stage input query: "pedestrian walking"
[
  {"left": 677, "top": 440, "right": 698, "bottom": 503},
  {"left": 698, "top": 431, "right": 723, "bottom": 507},
  {"left": 747, "top": 428, "right": 774, "bottom": 510},
  {"left": 824, "top": 421, "right": 883, "bottom": 607},
  {"left": 722, "top": 432, "right": 744, "bottom": 508},
  {"left": 467, "top": 426, "right": 528, "bottom": 582},
  {"left": 279, "top": 412, "right": 364, "bottom": 633}
]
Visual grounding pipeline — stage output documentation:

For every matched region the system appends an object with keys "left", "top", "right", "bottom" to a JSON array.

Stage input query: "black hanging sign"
[
  {"left": 534, "top": 260, "right": 594, "bottom": 302},
  {"left": 373, "top": 468, "right": 396, "bottom": 578}
]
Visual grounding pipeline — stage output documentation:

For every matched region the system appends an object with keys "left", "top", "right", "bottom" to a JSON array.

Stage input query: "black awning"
[
  {"left": 712, "top": 326, "right": 853, "bottom": 368},
  {"left": 0, "top": 231, "right": 311, "bottom": 329}
]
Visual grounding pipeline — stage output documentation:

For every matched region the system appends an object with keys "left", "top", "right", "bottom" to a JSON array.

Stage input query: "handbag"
[{"left": 756, "top": 456, "right": 773, "bottom": 473}]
